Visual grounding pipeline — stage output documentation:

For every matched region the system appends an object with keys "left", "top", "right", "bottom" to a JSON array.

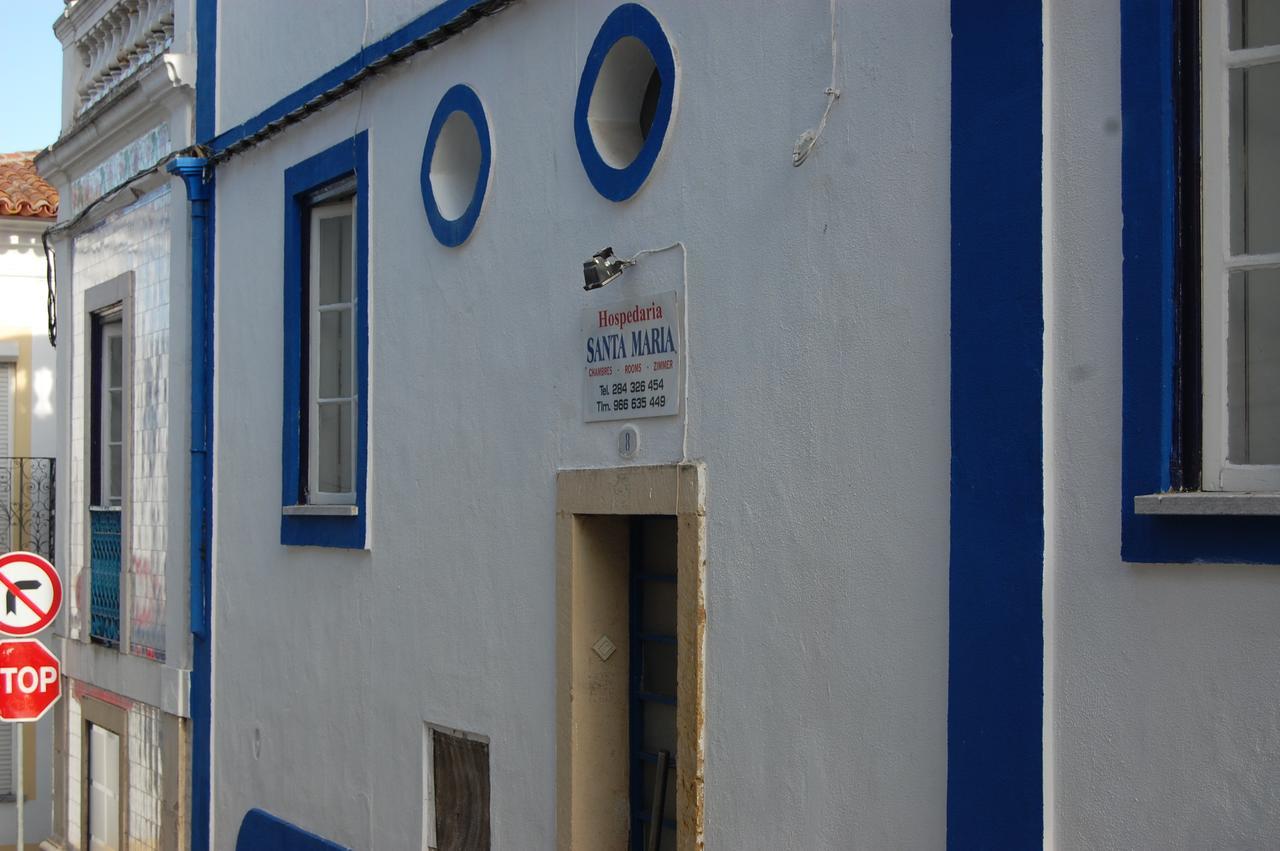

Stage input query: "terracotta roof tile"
[{"left": 0, "top": 152, "right": 58, "bottom": 219}]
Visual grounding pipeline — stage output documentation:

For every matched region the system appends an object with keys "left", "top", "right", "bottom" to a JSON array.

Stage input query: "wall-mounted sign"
[{"left": 581, "top": 290, "right": 682, "bottom": 422}]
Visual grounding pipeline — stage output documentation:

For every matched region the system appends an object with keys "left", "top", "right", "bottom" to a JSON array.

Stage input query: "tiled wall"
[
  {"left": 66, "top": 694, "right": 81, "bottom": 845},
  {"left": 70, "top": 187, "right": 171, "bottom": 659},
  {"left": 63, "top": 692, "right": 166, "bottom": 850},
  {"left": 127, "top": 703, "right": 164, "bottom": 849}
]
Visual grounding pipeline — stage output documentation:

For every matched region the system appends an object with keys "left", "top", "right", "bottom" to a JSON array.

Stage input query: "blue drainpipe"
[{"left": 168, "top": 156, "right": 213, "bottom": 851}]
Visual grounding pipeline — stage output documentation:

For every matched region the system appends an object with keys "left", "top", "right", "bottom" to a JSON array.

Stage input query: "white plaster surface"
[
  {"left": 211, "top": 0, "right": 950, "bottom": 848},
  {"left": 0, "top": 220, "right": 57, "bottom": 459},
  {"left": 1046, "top": 1, "right": 1280, "bottom": 846}
]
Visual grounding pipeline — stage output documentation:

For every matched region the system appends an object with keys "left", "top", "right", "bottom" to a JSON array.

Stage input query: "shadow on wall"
[{"left": 236, "top": 809, "right": 349, "bottom": 851}]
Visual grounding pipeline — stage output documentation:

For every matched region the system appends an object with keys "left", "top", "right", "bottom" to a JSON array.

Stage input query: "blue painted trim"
[
  {"left": 948, "top": 1, "right": 1043, "bottom": 847},
  {"left": 281, "top": 134, "right": 370, "bottom": 549},
  {"left": 420, "top": 84, "right": 492, "bottom": 247},
  {"left": 210, "top": 0, "right": 497, "bottom": 154},
  {"left": 573, "top": 3, "right": 677, "bottom": 202},
  {"left": 166, "top": 155, "right": 214, "bottom": 851},
  {"left": 196, "top": 0, "right": 216, "bottom": 142},
  {"left": 236, "top": 809, "right": 349, "bottom": 851},
  {"left": 1119, "top": 0, "right": 1280, "bottom": 563}
]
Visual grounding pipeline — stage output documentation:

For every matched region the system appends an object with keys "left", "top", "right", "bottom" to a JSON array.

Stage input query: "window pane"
[
  {"left": 318, "top": 308, "right": 352, "bottom": 399},
  {"left": 638, "top": 758, "right": 676, "bottom": 843},
  {"left": 641, "top": 641, "right": 677, "bottom": 697},
  {"left": 317, "top": 400, "right": 353, "bottom": 494},
  {"left": 318, "top": 213, "right": 353, "bottom": 305},
  {"left": 640, "top": 682, "right": 676, "bottom": 753},
  {"left": 1230, "top": 1, "right": 1280, "bottom": 50},
  {"left": 109, "top": 444, "right": 123, "bottom": 504},
  {"left": 1229, "top": 62, "right": 1280, "bottom": 256},
  {"left": 1227, "top": 270, "right": 1280, "bottom": 464},
  {"left": 640, "top": 580, "right": 676, "bottom": 635},
  {"left": 108, "top": 333, "right": 123, "bottom": 388},
  {"left": 108, "top": 389, "right": 122, "bottom": 442}
]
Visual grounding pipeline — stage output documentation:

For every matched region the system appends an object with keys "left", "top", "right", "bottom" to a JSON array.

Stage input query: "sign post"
[{"left": 0, "top": 552, "right": 63, "bottom": 851}]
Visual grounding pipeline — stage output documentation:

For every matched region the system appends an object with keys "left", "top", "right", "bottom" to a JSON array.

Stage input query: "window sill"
[
  {"left": 1134, "top": 492, "right": 1280, "bottom": 516},
  {"left": 282, "top": 504, "right": 358, "bottom": 517}
]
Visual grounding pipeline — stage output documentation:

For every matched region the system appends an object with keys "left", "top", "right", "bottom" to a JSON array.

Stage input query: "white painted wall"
[
  {"left": 0, "top": 217, "right": 55, "bottom": 850},
  {"left": 0, "top": 219, "right": 57, "bottom": 460},
  {"left": 211, "top": 0, "right": 951, "bottom": 848},
  {"left": 1045, "top": 2, "right": 1280, "bottom": 847}
]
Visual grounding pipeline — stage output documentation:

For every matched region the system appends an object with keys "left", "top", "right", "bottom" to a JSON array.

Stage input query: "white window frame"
[
  {"left": 307, "top": 199, "right": 357, "bottom": 506},
  {"left": 98, "top": 318, "right": 124, "bottom": 508},
  {"left": 1200, "top": 0, "right": 1280, "bottom": 491}
]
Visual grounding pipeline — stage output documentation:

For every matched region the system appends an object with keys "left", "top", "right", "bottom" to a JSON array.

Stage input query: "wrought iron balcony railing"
[{"left": 0, "top": 457, "right": 55, "bottom": 561}]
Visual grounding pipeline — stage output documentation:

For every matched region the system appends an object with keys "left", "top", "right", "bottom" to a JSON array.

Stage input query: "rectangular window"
[
  {"left": 87, "top": 723, "right": 121, "bottom": 849},
  {"left": 308, "top": 197, "right": 357, "bottom": 504},
  {"left": 281, "top": 134, "right": 368, "bottom": 549},
  {"left": 1201, "top": 0, "right": 1280, "bottom": 491},
  {"left": 90, "top": 310, "right": 124, "bottom": 508},
  {"left": 1121, "top": 1, "right": 1280, "bottom": 558},
  {"left": 78, "top": 697, "right": 129, "bottom": 851},
  {"left": 83, "top": 276, "right": 131, "bottom": 643},
  {"left": 424, "top": 726, "right": 490, "bottom": 851}
]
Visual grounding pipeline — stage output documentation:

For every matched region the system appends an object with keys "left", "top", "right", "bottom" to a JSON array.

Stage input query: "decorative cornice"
[
  {"left": 61, "top": 0, "right": 175, "bottom": 119},
  {"left": 37, "top": 51, "right": 192, "bottom": 197}
]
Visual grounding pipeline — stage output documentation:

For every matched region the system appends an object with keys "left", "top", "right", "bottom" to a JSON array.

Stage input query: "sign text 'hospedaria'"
[{"left": 581, "top": 290, "right": 682, "bottom": 422}]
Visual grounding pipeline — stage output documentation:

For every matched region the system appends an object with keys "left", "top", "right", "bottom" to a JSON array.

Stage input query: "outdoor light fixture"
[{"left": 583, "top": 247, "right": 633, "bottom": 291}]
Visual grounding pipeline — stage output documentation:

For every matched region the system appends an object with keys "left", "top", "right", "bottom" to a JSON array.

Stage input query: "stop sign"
[{"left": 0, "top": 639, "right": 60, "bottom": 721}]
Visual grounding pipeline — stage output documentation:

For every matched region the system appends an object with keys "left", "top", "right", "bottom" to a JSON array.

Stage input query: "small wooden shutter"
[
  {"left": 0, "top": 362, "right": 12, "bottom": 458},
  {"left": 0, "top": 363, "right": 12, "bottom": 555},
  {"left": 432, "top": 729, "right": 490, "bottom": 851},
  {"left": 0, "top": 725, "right": 14, "bottom": 798}
]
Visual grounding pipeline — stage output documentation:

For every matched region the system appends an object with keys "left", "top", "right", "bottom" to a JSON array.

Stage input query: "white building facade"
[
  {"left": 193, "top": 1, "right": 1280, "bottom": 849},
  {"left": 0, "top": 152, "right": 59, "bottom": 848},
  {"left": 36, "top": 0, "right": 200, "bottom": 848}
]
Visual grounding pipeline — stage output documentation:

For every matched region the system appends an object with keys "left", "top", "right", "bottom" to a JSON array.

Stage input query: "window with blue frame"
[
  {"left": 281, "top": 134, "right": 369, "bottom": 549},
  {"left": 1122, "top": 0, "right": 1280, "bottom": 562}
]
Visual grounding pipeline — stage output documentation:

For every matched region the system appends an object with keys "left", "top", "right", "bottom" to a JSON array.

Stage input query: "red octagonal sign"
[{"left": 0, "top": 639, "right": 60, "bottom": 721}]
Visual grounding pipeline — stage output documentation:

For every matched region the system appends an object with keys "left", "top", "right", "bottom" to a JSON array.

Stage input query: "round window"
[
  {"left": 574, "top": 4, "right": 677, "bottom": 201},
  {"left": 420, "top": 84, "right": 492, "bottom": 247}
]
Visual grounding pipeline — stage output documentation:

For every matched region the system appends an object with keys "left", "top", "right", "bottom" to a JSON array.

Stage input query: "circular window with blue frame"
[
  {"left": 574, "top": 4, "right": 678, "bottom": 202},
  {"left": 420, "top": 84, "right": 492, "bottom": 247}
]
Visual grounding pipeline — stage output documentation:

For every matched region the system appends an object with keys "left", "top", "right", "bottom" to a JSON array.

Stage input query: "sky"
[{"left": 0, "top": 0, "right": 66, "bottom": 153}]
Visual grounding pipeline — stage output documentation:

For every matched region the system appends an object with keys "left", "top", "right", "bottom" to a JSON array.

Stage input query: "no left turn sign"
[{"left": 0, "top": 552, "right": 62, "bottom": 637}]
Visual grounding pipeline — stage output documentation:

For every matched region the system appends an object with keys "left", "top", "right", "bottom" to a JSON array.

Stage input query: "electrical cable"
[
  {"left": 792, "top": 0, "right": 841, "bottom": 167},
  {"left": 210, "top": 0, "right": 515, "bottom": 167},
  {"left": 38, "top": 144, "right": 213, "bottom": 346},
  {"left": 624, "top": 242, "right": 690, "bottom": 462}
]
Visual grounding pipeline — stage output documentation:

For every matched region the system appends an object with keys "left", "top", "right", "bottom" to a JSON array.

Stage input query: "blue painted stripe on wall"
[
  {"left": 192, "top": 3, "right": 216, "bottom": 849},
  {"left": 949, "top": 1, "right": 1044, "bottom": 847},
  {"left": 209, "top": 0, "right": 492, "bottom": 152},
  {"left": 1118, "top": 0, "right": 1280, "bottom": 564},
  {"left": 236, "top": 809, "right": 349, "bottom": 851},
  {"left": 1120, "top": 0, "right": 1178, "bottom": 526},
  {"left": 193, "top": 188, "right": 214, "bottom": 851},
  {"left": 196, "top": 0, "right": 217, "bottom": 143}
]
